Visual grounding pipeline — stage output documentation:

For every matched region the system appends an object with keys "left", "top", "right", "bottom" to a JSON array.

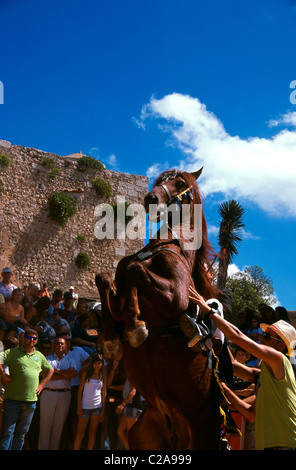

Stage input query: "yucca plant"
[{"left": 217, "top": 200, "right": 245, "bottom": 289}]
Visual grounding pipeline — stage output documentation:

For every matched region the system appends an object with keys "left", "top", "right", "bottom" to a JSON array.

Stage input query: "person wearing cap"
[
  {"left": 188, "top": 285, "right": 296, "bottom": 450},
  {"left": 69, "top": 286, "right": 78, "bottom": 297},
  {"left": 69, "top": 286, "right": 78, "bottom": 308},
  {"left": 0, "top": 267, "right": 17, "bottom": 301}
]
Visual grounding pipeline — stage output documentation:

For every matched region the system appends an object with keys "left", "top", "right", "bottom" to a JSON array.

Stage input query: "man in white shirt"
[
  {"left": 61, "top": 333, "right": 90, "bottom": 448},
  {"left": 38, "top": 336, "right": 77, "bottom": 450},
  {"left": 0, "top": 267, "right": 17, "bottom": 301}
]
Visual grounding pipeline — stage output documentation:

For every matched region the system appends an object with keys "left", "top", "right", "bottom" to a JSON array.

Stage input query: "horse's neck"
[{"left": 148, "top": 223, "right": 198, "bottom": 271}]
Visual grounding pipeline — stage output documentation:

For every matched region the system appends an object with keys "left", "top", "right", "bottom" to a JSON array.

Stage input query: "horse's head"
[{"left": 144, "top": 167, "right": 203, "bottom": 221}]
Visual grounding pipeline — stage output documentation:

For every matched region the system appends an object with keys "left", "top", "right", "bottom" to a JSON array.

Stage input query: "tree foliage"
[{"left": 226, "top": 265, "right": 276, "bottom": 323}]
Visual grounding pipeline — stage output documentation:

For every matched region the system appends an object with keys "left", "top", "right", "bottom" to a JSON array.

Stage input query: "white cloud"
[
  {"left": 140, "top": 93, "right": 296, "bottom": 218},
  {"left": 208, "top": 225, "right": 260, "bottom": 241},
  {"left": 227, "top": 263, "right": 241, "bottom": 276},
  {"left": 268, "top": 111, "right": 296, "bottom": 128},
  {"left": 241, "top": 229, "right": 261, "bottom": 241},
  {"left": 107, "top": 154, "right": 118, "bottom": 170},
  {"left": 207, "top": 224, "right": 219, "bottom": 237},
  {"left": 145, "top": 161, "right": 170, "bottom": 179}
]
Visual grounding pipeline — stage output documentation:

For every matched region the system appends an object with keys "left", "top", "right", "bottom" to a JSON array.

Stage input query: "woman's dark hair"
[
  {"left": 250, "top": 313, "right": 262, "bottom": 325},
  {"left": 11, "top": 288, "right": 23, "bottom": 300},
  {"left": 53, "top": 308, "right": 64, "bottom": 317},
  {"left": 275, "top": 306, "right": 290, "bottom": 323},
  {"left": 35, "top": 296, "right": 51, "bottom": 314},
  {"left": 85, "top": 351, "right": 104, "bottom": 382}
]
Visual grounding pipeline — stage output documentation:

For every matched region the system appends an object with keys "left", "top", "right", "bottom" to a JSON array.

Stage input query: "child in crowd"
[
  {"left": 116, "top": 379, "right": 143, "bottom": 450},
  {"left": 73, "top": 352, "right": 106, "bottom": 450}
]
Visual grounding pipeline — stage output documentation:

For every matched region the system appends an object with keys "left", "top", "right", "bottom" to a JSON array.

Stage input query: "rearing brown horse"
[{"left": 95, "top": 168, "right": 222, "bottom": 450}]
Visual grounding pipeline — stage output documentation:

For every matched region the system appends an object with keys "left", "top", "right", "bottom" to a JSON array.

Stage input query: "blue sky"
[{"left": 1, "top": 0, "right": 296, "bottom": 310}]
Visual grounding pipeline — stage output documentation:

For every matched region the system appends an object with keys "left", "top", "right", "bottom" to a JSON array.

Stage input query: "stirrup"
[{"left": 188, "top": 331, "right": 203, "bottom": 347}]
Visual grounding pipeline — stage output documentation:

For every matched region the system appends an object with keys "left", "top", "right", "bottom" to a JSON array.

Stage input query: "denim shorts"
[
  {"left": 123, "top": 406, "right": 142, "bottom": 418},
  {"left": 82, "top": 407, "right": 102, "bottom": 418}
]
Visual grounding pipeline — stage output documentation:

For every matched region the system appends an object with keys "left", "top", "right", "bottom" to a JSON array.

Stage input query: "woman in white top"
[{"left": 73, "top": 351, "right": 106, "bottom": 450}]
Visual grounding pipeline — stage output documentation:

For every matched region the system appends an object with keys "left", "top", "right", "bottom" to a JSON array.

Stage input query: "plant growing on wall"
[
  {"left": 0, "top": 154, "right": 11, "bottom": 166},
  {"left": 75, "top": 233, "right": 88, "bottom": 243},
  {"left": 75, "top": 251, "right": 90, "bottom": 269},
  {"left": 77, "top": 155, "right": 104, "bottom": 172},
  {"left": 48, "top": 191, "right": 77, "bottom": 226},
  {"left": 40, "top": 156, "right": 61, "bottom": 178},
  {"left": 92, "top": 177, "right": 113, "bottom": 198},
  {"left": 112, "top": 201, "right": 134, "bottom": 226}
]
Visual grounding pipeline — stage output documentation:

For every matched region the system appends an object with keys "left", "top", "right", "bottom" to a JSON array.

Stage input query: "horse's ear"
[{"left": 191, "top": 167, "right": 203, "bottom": 180}]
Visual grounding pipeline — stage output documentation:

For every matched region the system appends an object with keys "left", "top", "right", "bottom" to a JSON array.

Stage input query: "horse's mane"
[{"left": 153, "top": 170, "right": 219, "bottom": 300}]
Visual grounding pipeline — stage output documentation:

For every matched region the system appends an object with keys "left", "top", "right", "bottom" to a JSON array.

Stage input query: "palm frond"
[{"left": 217, "top": 200, "right": 245, "bottom": 262}]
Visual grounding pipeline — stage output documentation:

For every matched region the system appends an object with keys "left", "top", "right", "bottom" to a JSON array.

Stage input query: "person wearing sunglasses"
[
  {"left": 0, "top": 329, "right": 54, "bottom": 450},
  {"left": 188, "top": 286, "right": 296, "bottom": 450}
]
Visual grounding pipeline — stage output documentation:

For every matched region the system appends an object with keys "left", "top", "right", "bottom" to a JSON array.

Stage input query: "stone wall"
[{"left": 0, "top": 140, "right": 148, "bottom": 299}]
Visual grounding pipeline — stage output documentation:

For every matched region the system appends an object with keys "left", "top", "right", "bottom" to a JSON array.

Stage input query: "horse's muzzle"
[{"left": 144, "top": 193, "right": 159, "bottom": 212}]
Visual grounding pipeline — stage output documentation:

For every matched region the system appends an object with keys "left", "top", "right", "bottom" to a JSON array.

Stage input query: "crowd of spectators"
[
  {"left": 0, "top": 265, "right": 295, "bottom": 451},
  {"left": 0, "top": 266, "right": 143, "bottom": 450}
]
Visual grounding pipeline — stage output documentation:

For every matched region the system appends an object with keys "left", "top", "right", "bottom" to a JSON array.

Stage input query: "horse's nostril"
[{"left": 144, "top": 194, "right": 159, "bottom": 207}]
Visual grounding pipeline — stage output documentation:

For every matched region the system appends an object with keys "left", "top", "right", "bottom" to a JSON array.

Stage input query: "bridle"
[
  {"left": 156, "top": 170, "right": 194, "bottom": 208},
  {"left": 138, "top": 170, "right": 197, "bottom": 273}
]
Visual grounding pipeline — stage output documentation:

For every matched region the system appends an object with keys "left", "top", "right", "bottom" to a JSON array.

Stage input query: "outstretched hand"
[{"left": 188, "top": 286, "right": 211, "bottom": 313}]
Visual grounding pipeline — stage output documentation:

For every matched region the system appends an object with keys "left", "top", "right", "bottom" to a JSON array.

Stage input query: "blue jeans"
[{"left": 0, "top": 399, "right": 36, "bottom": 450}]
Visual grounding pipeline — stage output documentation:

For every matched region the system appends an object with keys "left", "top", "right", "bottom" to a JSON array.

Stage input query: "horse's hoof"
[
  {"left": 127, "top": 325, "right": 149, "bottom": 348},
  {"left": 103, "top": 339, "right": 122, "bottom": 359}
]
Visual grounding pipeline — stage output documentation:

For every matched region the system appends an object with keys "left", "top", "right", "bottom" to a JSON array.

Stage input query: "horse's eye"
[{"left": 176, "top": 180, "right": 186, "bottom": 189}]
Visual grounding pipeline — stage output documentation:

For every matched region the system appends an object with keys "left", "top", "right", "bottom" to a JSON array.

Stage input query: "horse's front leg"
[
  {"left": 123, "top": 262, "right": 149, "bottom": 347},
  {"left": 95, "top": 272, "right": 122, "bottom": 358},
  {"left": 123, "top": 261, "right": 180, "bottom": 348}
]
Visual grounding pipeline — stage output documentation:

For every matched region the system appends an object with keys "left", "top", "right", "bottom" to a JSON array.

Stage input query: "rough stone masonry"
[{"left": 0, "top": 140, "right": 148, "bottom": 299}]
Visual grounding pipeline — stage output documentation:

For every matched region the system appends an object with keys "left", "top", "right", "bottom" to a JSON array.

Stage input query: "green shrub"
[
  {"left": 92, "top": 177, "right": 113, "bottom": 198},
  {"left": 40, "top": 157, "right": 61, "bottom": 178},
  {"left": 48, "top": 191, "right": 77, "bottom": 226},
  {"left": 40, "top": 156, "right": 57, "bottom": 169},
  {"left": 75, "top": 251, "right": 90, "bottom": 269},
  {"left": 113, "top": 202, "right": 134, "bottom": 225},
  {"left": 49, "top": 168, "right": 61, "bottom": 178},
  {"left": 0, "top": 154, "right": 11, "bottom": 166},
  {"left": 77, "top": 155, "right": 104, "bottom": 171},
  {"left": 75, "top": 233, "right": 87, "bottom": 243}
]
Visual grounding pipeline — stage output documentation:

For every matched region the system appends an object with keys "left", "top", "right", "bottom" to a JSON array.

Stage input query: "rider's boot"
[{"left": 179, "top": 314, "right": 211, "bottom": 352}]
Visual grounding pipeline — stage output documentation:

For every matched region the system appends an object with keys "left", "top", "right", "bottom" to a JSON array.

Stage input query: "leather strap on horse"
[
  {"left": 211, "top": 349, "right": 242, "bottom": 441},
  {"left": 137, "top": 246, "right": 192, "bottom": 277},
  {"left": 145, "top": 324, "right": 185, "bottom": 339}
]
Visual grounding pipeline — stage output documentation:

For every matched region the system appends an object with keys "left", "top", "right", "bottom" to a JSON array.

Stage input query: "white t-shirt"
[{"left": 81, "top": 377, "right": 103, "bottom": 409}]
